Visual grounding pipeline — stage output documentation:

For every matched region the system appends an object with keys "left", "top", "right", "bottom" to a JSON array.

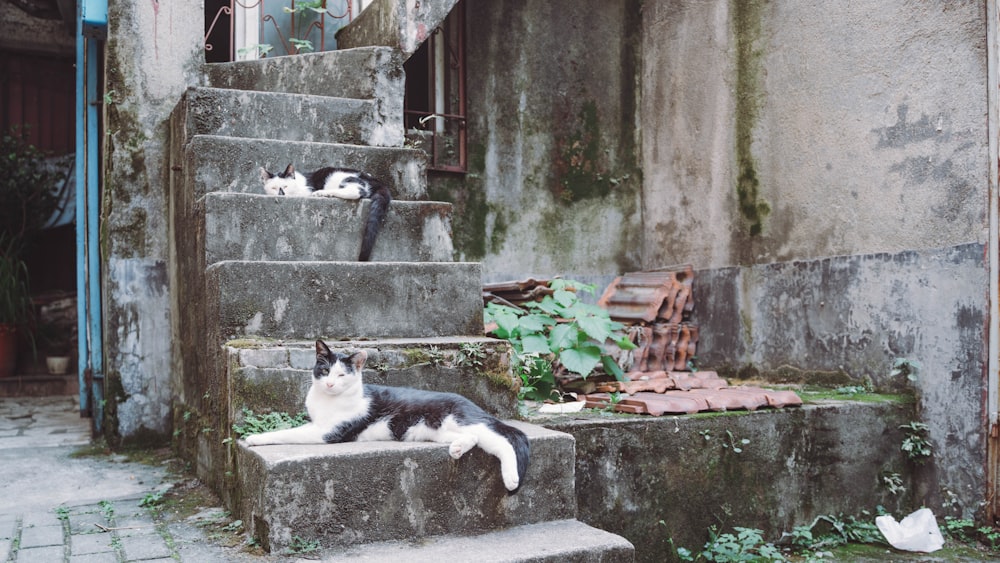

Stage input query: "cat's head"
[
  {"left": 313, "top": 339, "right": 367, "bottom": 396},
  {"left": 260, "top": 163, "right": 302, "bottom": 196}
]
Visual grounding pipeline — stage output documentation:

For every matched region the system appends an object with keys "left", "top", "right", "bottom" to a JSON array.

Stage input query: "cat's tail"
[
  {"left": 488, "top": 419, "right": 530, "bottom": 493},
  {"left": 359, "top": 182, "right": 391, "bottom": 262}
]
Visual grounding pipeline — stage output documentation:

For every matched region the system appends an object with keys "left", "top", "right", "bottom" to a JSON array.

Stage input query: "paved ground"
[{"left": 0, "top": 395, "right": 291, "bottom": 563}]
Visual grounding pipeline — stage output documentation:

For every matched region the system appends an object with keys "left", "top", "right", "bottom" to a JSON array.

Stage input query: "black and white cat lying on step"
[
  {"left": 244, "top": 340, "right": 531, "bottom": 493},
  {"left": 259, "top": 164, "right": 391, "bottom": 261}
]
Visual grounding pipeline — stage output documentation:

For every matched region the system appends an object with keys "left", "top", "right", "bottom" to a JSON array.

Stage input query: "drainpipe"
[{"left": 77, "top": 0, "right": 107, "bottom": 431}]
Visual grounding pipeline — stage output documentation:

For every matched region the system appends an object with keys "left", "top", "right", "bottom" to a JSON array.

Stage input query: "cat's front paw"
[
  {"left": 448, "top": 435, "right": 477, "bottom": 459},
  {"left": 244, "top": 434, "right": 265, "bottom": 446}
]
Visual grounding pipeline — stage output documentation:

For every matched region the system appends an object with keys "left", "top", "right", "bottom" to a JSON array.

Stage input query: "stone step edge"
[
  {"left": 310, "top": 519, "right": 635, "bottom": 562},
  {"left": 237, "top": 422, "right": 581, "bottom": 551},
  {"left": 203, "top": 191, "right": 449, "bottom": 207},
  {"left": 188, "top": 85, "right": 374, "bottom": 107},
  {"left": 187, "top": 134, "right": 426, "bottom": 157},
  {"left": 182, "top": 134, "right": 428, "bottom": 202},
  {"left": 225, "top": 336, "right": 505, "bottom": 371}
]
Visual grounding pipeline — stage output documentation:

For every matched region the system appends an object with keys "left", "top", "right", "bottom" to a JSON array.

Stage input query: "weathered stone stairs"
[{"left": 168, "top": 45, "right": 633, "bottom": 560}]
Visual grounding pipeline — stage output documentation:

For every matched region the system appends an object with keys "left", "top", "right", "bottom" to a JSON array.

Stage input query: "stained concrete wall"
[
  {"left": 103, "top": 0, "right": 205, "bottom": 443},
  {"left": 431, "top": 0, "right": 644, "bottom": 280},
  {"left": 640, "top": 0, "right": 990, "bottom": 518},
  {"left": 642, "top": 0, "right": 988, "bottom": 268}
]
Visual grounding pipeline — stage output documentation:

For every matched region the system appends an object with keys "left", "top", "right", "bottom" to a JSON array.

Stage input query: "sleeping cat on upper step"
[
  {"left": 259, "top": 164, "right": 391, "bottom": 261},
  {"left": 243, "top": 339, "right": 531, "bottom": 493}
]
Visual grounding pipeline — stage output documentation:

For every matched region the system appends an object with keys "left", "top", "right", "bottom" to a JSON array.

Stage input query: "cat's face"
[
  {"left": 313, "top": 340, "right": 367, "bottom": 397},
  {"left": 260, "top": 163, "right": 306, "bottom": 196}
]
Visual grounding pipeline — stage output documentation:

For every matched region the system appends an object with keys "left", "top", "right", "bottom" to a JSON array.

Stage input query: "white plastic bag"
[{"left": 875, "top": 508, "right": 944, "bottom": 553}]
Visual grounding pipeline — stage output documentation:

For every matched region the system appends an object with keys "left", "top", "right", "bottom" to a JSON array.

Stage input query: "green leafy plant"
[
  {"left": 722, "top": 430, "right": 750, "bottom": 454},
  {"left": 288, "top": 38, "right": 315, "bottom": 53},
  {"left": 698, "top": 526, "right": 784, "bottom": 562},
  {"left": 0, "top": 128, "right": 66, "bottom": 254},
  {"left": 285, "top": 535, "right": 321, "bottom": 554},
  {"left": 797, "top": 512, "right": 886, "bottom": 550},
  {"left": 890, "top": 358, "right": 920, "bottom": 382},
  {"left": 945, "top": 517, "right": 1000, "bottom": 552},
  {"left": 879, "top": 471, "right": 905, "bottom": 496},
  {"left": 139, "top": 490, "right": 166, "bottom": 508},
  {"left": 943, "top": 516, "right": 975, "bottom": 543},
  {"left": 231, "top": 408, "right": 308, "bottom": 438},
  {"left": 484, "top": 279, "right": 635, "bottom": 401},
  {"left": 0, "top": 234, "right": 32, "bottom": 327},
  {"left": 899, "top": 421, "right": 931, "bottom": 463},
  {"left": 99, "top": 500, "right": 115, "bottom": 520},
  {"left": 236, "top": 43, "right": 273, "bottom": 58},
  {"left": 456, "top": 342, "right": 486, "bottom": 369}
]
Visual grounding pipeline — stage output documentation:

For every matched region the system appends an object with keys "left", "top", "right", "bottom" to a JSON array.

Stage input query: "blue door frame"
[{"left": 75, "top": 0, "right": 106, "bottom": 429}]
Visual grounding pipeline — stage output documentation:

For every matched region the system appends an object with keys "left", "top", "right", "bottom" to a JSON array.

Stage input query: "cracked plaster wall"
[{"left": 103, "top": 0, "right": 205, "bottom": 443}]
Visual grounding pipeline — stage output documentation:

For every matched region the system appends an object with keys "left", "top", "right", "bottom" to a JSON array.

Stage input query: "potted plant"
[
  {"left": 0, "top": 234, "right": 32, "bottom": 377},
  {"left": 0, "top": 128, "right": 66, "bottom": 377},
  {"left": 37, "top": 318, "right": 73, "bottom": 375}
]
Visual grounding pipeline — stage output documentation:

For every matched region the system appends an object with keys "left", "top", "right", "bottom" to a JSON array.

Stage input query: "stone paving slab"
[{"left": 0, "top": 396, "right": 281, "bottom": 563}]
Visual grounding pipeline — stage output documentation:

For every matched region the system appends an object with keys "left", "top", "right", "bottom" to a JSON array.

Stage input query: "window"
[{"left": 404, "top": 0, "right": 466, "bottom": 173}]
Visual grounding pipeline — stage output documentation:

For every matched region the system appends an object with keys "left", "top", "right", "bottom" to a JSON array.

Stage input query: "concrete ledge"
[
  {"left": 541, "top": 399, "right": 917, "bottom": 563},
  {"left": 205, "top": 193, "right": 454, "bottom": 263},
  {"left": 315, "top": 519, "right": 635, "bottom": 562},
  {"left": 237, "top": 422, "right": 577, "bottom": 551},
  {"left": 225, "top": 337, "right": 519, "bottom": 419},
  {"left": 207, "top": 261, "right": 484, "bottom": 340},
  {"left": 186, "top": 135, "right": 427, "bottom": 200}
]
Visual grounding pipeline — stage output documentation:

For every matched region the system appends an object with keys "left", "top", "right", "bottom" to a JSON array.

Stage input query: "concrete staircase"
[{"left": 168, "top": 46, "right": 633, "bottom": 560}]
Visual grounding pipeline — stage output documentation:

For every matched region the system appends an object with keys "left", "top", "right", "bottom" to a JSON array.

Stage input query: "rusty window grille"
[
  {"left": 205, "top": 0, "right": 355, "bottom": 63},
  {"left": 403, "top": 1, "right": 466, "bottom": 173}
]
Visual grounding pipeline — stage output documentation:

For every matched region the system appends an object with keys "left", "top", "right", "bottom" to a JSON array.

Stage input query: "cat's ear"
[
  {"left": 259, "top": 167, "right": 273, "bottom": 182},
  {"left": 315, "top": 339, "right": 333, "bottom": 359},
  {"left": 348, "top": 349, "right": 368, "bottom": 371},
  {"left": 281, "top": 163, "right": 295, "bottom": 177}
]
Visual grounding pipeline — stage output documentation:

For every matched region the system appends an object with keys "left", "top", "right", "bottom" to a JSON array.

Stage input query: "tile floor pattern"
[
  {"left": 2, "top": 497, "right": 175, "bottom": 563},
  {"left": 0, "top": 395, "right": 91, "bottom": 451},
  {"left": 0, "top": 396, "right": 286, "bottom": 563}
]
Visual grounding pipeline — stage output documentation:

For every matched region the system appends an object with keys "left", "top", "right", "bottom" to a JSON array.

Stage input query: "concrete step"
[
  {"left": 224, "top": 337, "right": 518, "bottom": 421},
  {"left": 312, "top": 519, "right": 635, "bottom": 562},
  {"left": 237, "top": 422, "right": 579, "bottom": 552},
  {"left": 178, "top": 87, "right": 396, "bottom": 147},
  {"left": 206, "top": 261, "right": 484, "bottom": 340},
  {"left": 181, "top": 135, "right": 427, "bottom": 201},
  {"left": 204, "top": 47, "right": 402, "bottom": 101},
  {"left": 204, "top": 193, "right": 454, "bottom": 263},
  {"left": 202, "top": 46, "right": 404, "bottom": 155},
  {"left": 337, "top": 0, "right": 462, "bottom": 58}
]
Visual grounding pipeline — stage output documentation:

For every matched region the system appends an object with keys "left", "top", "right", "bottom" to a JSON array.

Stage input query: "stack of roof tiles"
[
  {"left": 597, "top": 265, "right": 698, "bottom": 376},
  {"left": 483, "top": 269, "right": 802, "bottom": 415}
]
